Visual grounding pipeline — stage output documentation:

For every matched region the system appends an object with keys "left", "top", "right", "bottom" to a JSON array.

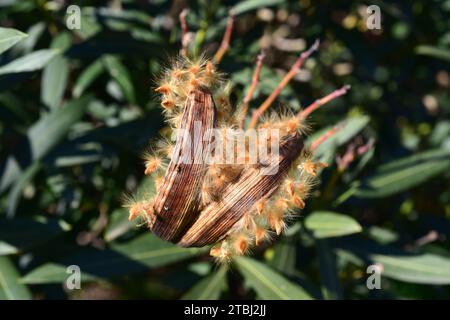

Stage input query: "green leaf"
[
  {"left": 370, "top": 253, "right": 450, "bottom": 285},
  {"left": 354, "top": 148, "right": 450, "bottom": 198},
  {"left": 6, "top": 162, "right": 42, "bottom": 217},
  {"left": 415, "top": 45, "right": 450, "bottom": 62},
  {"left": 103, "top": 55, "right": 136, "bottom": 103},
  {"left": 0, "top": 27, "right": 28, "bottom": 55},
  {"left": 0, "top": 95, "right": 92, "bottom": 193},
  {"left": 181, "top": 266, "right": 227, "bottom": 300},
  {"left": 232, "top": 0, "right": 285, "bottom": 15},
  {"left": 104, "top": 208, "right": 135, "bottom": 242},
  {"left": 311, "top": 115, "right": 370, "bottom": 161},
  {"left": 305, "top": 211, "right": 362, "bottom": 238},
  {"left": 235, "top": 256, "right": 313, "bottom": 300},
  {"left": 270, "top": 241, "right": 296, "bottom": 275},
  {"left": 0, "top": 218, "right": 68, "bottom": 255},
  {"left": 72, "top": 59, "right": 105, "bottom": 98},
  {"left": 41, "top": 33, "right": 71, "bottom": 109},
  {"left": 0, "top": 286, "right": 7, "bottom": 299},
  {"left": 0, "top": 49, "right": 58, "bottom": 75},
  {"left": 0, "top": 256, "right": 32, "bottom": 299},
  {"left": 21, "top": 234, "right": 207, "bottom": 284}
]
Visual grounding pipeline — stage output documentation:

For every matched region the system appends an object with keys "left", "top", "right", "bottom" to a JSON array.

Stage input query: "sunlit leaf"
[
  {"left": 0, "top": 256, "right": 32, "bottom": 299},
  {"left": 0, "top": 27, "right": 28, "bottom": 55},
  {"left": 233, "top": 0, "right": 285, "bottom": 15},
  {"left": 305, "top": 211, "right": 362, "bottom": 238},
  {"left": 235, "top": 256, "right": 313, "bottom": 300},
  {"left": 416, "top": 45, "right": 450, "bottom": 62},
  {"left": 0, "top": 49, "right": 58, "bottom": 75},
  {"left": 41, "top": 33, "right": 71, "bottom": 109},
  {"left": 371, "top": 253, "right": 450, "bottom": 285}
]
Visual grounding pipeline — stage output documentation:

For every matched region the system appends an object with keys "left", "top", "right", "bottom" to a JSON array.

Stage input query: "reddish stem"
[
  {"left": 214, "top": 11, "right": 235, "bottom": 64},
  {"left": 311, "top": 125, "right": 342, "bottom": 151},
  {"left": 239, "top": 51, "right": 265, "bottom": 128},
  {"left": 179, "top": 9, "right": 190, "bottom": 56},
  {"left": 248, "top": 39, "right": 320, "bottom": 129},
  {"left": 298, "top": 85, "right": 351, "bottom": 119}
]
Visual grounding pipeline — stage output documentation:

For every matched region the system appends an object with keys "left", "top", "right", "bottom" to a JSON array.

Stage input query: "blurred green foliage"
[{"left": 0, "top": 0, "right": 450, "bottom": 300}]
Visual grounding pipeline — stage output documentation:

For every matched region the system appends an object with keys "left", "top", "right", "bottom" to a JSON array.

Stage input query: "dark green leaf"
[
  {"left": 0, "top": 217, "right": 69, "bottom": 255},
  {"left": 181, "top": 266, "right": 227, "bottom": 300},
  {"left": 354, "top": 148, "right": 450, "bottom": 198},
  {"left": 103, "top": 55, "right": 136, "bottom": 103},
  {"left": 72, "top": 59, "right": 105, "bottom": 98},
  {"left": 0, "top": 95, "right": 92, "bottom": 193},
  {"left": 21, "top": 234, "right": 207, "bottom": 284}
]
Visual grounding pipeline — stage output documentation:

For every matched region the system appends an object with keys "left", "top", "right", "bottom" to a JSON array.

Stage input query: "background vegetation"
[{"left": 1, "top": 0, "right": 450, "bottom": 300}]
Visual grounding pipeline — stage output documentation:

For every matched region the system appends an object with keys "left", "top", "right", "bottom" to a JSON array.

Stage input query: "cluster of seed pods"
[{"left": 126, "top": 12, "right": 350, "bottom": 262}]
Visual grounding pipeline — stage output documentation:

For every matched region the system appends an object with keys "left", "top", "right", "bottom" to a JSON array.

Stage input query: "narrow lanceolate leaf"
[
  {"left": 270, "top": 241, "right": 297, "bottom": 275},
  {"left": 0, "top": 256, "right": 32, "bottom": 300},
  {"left": 0, "top": 218, "right": 68, "bottom": 255},
  {"left": 41, "top": 33, "right": 71, "bottom": 109},
  {"left": 0, "top": 49, "right": 58, "bottom": 75},
  {"left": 0, "top": 95, "right": 92, "bottom": 193},
  {"left": 415, "top": 45, "right": 450, "bottom": 62},
  {"left": 72, "top": 59, "right": 105, "bottom": 97},
  {"left": 21, "top": 234, "right": 207, "bottom": 284},
  {"left": 7, "top": 162, "right": 42, "bottom": 218},
  {"left": 311, "top": 115, "right": 370, "bottom": 160},
  {"left": 354, "top": 148, "right": 450, "bottom": 198},
  {"left": 370, "top": 253, "right": 450, "bottom": 285},
  {"left": 179, "top": 133, "right": 303, "bottom": 247},
  {"left": 305, "top": 211, "right": 362, "bottom": 239},
  {"left": 235, "top": 256, "right": 313, "bottom": 300},
  {"left": 103, "top": 55, "right": 136, "bottom": 103},
  {"left": 152, "top": 87, "right": 217, "bottom": 242},
  {"left": 232, "top": 0, "right": 285, "bottom": 15},
  {"left": 0, "top": 27, "right": 28, "bottom": 55},
  {"left": 181, "top": 266, "right": 228, "bottom": 300}
]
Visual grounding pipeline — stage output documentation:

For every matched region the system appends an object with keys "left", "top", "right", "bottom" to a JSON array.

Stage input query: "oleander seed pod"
[{"left": 126, "top": 38, "right": 350, "bottom": 263}]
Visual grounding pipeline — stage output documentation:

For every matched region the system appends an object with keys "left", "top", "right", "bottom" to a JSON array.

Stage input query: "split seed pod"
[{"left": 127, "top": 46, "right": 349, "bottom": 262}]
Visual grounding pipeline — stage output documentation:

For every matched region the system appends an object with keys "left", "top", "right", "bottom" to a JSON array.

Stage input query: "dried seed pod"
[
  {"left": 151, "top": 86, "right": 217, "bottom": 242},
  {"left": 128, "top": 36, "right": 350, "bottom": 261}
]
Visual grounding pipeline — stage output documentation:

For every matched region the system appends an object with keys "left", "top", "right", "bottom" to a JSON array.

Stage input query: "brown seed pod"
[
  {"left": 151, "top": 86, "right": 217, "bottom": 242},
  {"left": 127, "top": 32, "right": 350, "bottom": 261}
]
